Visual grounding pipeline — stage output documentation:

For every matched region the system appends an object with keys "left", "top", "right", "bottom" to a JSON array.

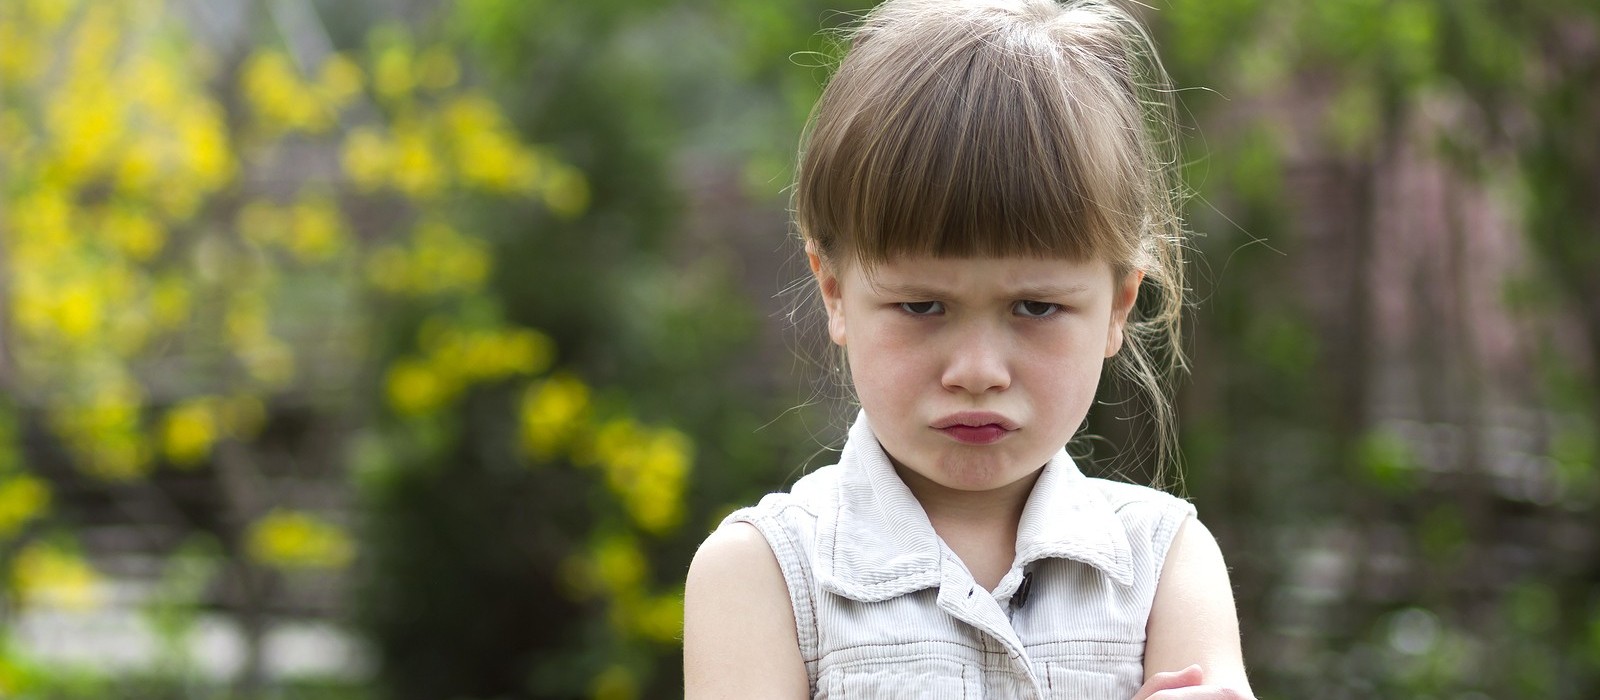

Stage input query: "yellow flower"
[
  {"left": 100, "top": 261, "right": 140, "bottom": 303},
  {"left": 592, "top": 418, "right": 639, "bottom": 470},
  {"left": 316, "top": 53, "right": 365, "bottom": 109},
  {"left": 54, "top": 280, "right": 102, "bottom": 342},
  {"left": 505, "top": 329, "right": 556, "bottom": 376},
  {"left": 162, "top": 399, "right": 218, "bottom": 467},
  {"left": 592, "top": 534, "right": 646, "bottom": 594},
  {"left": 11, "top": 282, "right": 49, "bottom": 339},
  {"left": 633, "top": 593, "right": 685, "bottom": 644},
  {"left": 455, "top": 130, "right": 523, "bottom": 192},
  {"left": 373, "top": 45, "right": 414, "bottom": 102},
  {"left": 150, "top": 274, "right": 193, "bottom": 329},
  {"left": 627, "top": 429, "right": 690, "bottom": 533},
  {"left": 522, "top": 375, "right": 591, "bottom": 459},
  {"left": 69, "top": 4, "right": 120, "bottom": 74},
  {"left": 442, "top": 93, "right": 501, "bottom": 133},
  {"left": 439, "top": 327, "right": 554, "bottom": 383},
  {"left": 0, "top": 23, "right": 36, "bottom": 85},
  {"left": 434, "top": 240, "right": 490, "bottom": 292},
  {"left": 391, "top": 120, "right": 443, "bottom": 198},
  {"left": 82, "top": 433, "right": 154, "bottom": 481},
  {"left": 226, "top": 298, "right": 270, "bottom": 344},
  {"left": 589, "top": 421, "right": 690, "bottom": 533},
  {"left": 48, "top": 77, "right": 122, "bottom": 182},
  {"left": 341, "top": 127, "right": 392, "bottom": 191},
  {"left": 412, "top": 219, "right": 487, "bottom": 293},
  {"left": 154, "top": 179, "right": 205, "bottom": 221},
  {"left": 542, "top": 163, "right": 591, "bottom": 219},
  {"left": 12, "top": 544, "right": 103, "bottom": 612},
  {"left": 386, "top": 358, "right": 450, "bottom": 416},
  {"left": 115, "top": 136, "right": 163, "bottom": 196},
  {"left": 441, "top": 93, "right": 539, "bottom": 192},
  {"left": 288, "top": 195, "right": 345, "bottom": 262},
  {"left": 239, "top": 337, "right": 296, "bottom": 388},
  {"left": 241, "top": 49, "right": 328, "bottom": 133},
  {"left": 25, "top": 0, "right": 73, "bottom": 31},
  {"left": 13, "top": 187, "right": 73, "bottom": 249},
  {"left": 51, "top": 379, "right": 144, "bottom": 447},
  {"left": 246, "top": 509, "right": 354, "bottom": 570},
  {"left": 125, "top": 54, "right": 180, "bottom": 114},
  {"left": 176, "top": 102, "right": 235, "bottom": 189},
  {"left": 0, "top": 474, "right": 50, "bottom": 539},
  {"left": 362, "top": 220, "right": 500, "bottom": 297},
  {"left": 101, "top": 207, "right": 165, "bottom": 261}
]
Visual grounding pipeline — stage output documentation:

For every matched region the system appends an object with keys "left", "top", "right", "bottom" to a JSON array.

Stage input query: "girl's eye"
[
  {"left": 899, "top": 301, "right": 943, "bottom": 316},
  {"left": 1014, "top": 300, "right": 1061, "bottom": 318}
]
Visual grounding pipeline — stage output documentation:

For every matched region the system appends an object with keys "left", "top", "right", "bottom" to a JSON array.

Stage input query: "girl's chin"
[
  {"left": 906, "top": 455, "right": 1036, "bottom": 493},
  {"left": 937, "top": 470, "right": 1028, "bottom": 493}
]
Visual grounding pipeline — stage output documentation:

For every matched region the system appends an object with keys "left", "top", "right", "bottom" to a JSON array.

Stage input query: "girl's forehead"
[{"left": 854, "top": 255, "right": 1117, "bottom": 291}]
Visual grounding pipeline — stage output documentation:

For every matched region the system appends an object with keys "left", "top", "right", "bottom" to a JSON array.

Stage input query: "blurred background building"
[{"left": 0, "top": 0, "right": 1597, "bottom": 698}]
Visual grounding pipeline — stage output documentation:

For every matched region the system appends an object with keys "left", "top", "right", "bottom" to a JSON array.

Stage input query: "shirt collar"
[{"left": 815, "top": 412, "right": 1135, "bottom": 603}]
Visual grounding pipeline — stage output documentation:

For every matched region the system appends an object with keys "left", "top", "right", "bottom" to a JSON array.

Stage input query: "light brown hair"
[{"left": 793, "top": 0, "right": 1191, "bottom": 485}]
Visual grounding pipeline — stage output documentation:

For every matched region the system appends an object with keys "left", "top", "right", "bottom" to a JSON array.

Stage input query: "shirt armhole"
[{"left": 1147, "top": 499, "right": 1198, "bottom": 588}]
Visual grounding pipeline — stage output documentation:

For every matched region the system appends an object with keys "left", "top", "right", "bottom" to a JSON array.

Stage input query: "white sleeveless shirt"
[{"left": 723, "top": 413, "right": 1195, "bottom": 699}]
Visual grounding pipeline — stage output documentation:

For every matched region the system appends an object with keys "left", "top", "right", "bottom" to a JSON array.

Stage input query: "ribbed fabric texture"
[{"left": 723, "top": 412, "right": 1195, "bottom": 699}]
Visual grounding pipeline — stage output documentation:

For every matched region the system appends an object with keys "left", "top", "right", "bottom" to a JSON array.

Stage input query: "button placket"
[{"left": 938, "top": 577, "right": 1049, "bottom": 698}]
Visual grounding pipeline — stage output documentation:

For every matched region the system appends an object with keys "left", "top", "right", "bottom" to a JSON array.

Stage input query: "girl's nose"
[{"left": 940, "top": 329, "right": 1011, "bottom": 395}]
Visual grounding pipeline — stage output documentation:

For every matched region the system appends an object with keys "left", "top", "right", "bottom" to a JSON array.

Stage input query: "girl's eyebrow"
[
  {"left": 867, "top": 280, "right": 948, "bottom": 298},
  {"left": 869, "top": 280, "right": 1092, "bottom": 299},
  {"left": 1011, "top": 284, "right": 1092, "bottom": 299}
]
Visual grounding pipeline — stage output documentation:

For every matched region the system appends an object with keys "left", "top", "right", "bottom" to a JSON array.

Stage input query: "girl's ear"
[
  {"left": 1105, "top": 269, "right": 1144, "bottom": 358},
  {"left": 807, "top": 240, "right": 847, "bottom": 346}
]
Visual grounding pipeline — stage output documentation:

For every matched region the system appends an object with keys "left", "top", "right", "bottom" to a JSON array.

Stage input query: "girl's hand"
[{"left": 1130, "top": 664, "right": 1255, "bottom": 700}]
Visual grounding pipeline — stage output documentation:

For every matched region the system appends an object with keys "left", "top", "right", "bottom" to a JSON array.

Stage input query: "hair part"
[{"left": 791, "top": 0, "right": 1193, "bottom": 489}]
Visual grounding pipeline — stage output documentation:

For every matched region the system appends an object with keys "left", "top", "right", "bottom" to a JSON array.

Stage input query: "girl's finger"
[
  {"left": 1130, "top": 664, "right": 1204, "bottom": 700},
  {"left": 1145, "top": 685, "right": 1254, "bottom": 700}
]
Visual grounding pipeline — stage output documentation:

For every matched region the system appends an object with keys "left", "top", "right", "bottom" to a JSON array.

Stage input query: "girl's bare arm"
[
  {"left": 684, "top": 522, "right": 810, "bottom": 699},
  {"left": 1139, "top": 517, "right": 1256, "bottom": 698}
]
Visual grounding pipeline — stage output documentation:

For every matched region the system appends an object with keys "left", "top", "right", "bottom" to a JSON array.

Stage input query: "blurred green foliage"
[{"left": 0, "top": 0, "right": 1598, "bottom": 698}]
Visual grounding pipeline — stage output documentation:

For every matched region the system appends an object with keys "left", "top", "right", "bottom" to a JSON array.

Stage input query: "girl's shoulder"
[
  {"left": 1076, "top": 476, "right": 1198, "bottom": 557},
  {"left": 707, "top": 463, "right": 842, "bottom": 587},
  {"left": 1079, "top": 476, "right": 1196, "bottom": 517},
  {"left": 1005, "top": 470, "right": 1199, "bottom": 592},
  {"left": 723, "top": 462, "right": 844, "bottom": 525}
]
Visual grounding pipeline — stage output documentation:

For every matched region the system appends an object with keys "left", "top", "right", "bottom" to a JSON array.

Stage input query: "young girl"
[{"left": 686, "top": 1, "right": 1253, "bottom": 697}]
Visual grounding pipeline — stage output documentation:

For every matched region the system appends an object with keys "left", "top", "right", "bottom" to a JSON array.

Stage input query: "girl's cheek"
[
  {"left": 867, "top": 310, "right": 932, "bottom": 344},
  {"left": 864, "top": 331, "right": 925, "bottom": 363},
  {"left": 1029, "top": 315, "right": 1100, "bottom": 349}
]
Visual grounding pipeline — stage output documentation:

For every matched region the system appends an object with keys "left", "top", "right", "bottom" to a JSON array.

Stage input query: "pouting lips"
[
  {"left": 939, "top": 425, "right": 1008, "bottom": 444},
  {"left": 930, "top": 411, "right": 1020, "bottom": 431}
]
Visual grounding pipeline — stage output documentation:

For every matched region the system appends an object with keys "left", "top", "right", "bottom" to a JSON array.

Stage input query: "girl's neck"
[{"left": 893, "top": 462, "right": 1043, "bottom": 590}]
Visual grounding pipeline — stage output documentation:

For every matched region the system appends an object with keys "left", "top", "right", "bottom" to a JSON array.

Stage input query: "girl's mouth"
[
  {"left": 931, "top": 412, "right": 1018, "bottom": 445},
  {"left": 938, "top": 424, "right": 1011, "bottom": 445}
]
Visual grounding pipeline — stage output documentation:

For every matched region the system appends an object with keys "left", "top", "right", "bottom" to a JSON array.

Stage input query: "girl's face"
[{"left": 812, "top": 252, "right": 1141, "bottom": 494}]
